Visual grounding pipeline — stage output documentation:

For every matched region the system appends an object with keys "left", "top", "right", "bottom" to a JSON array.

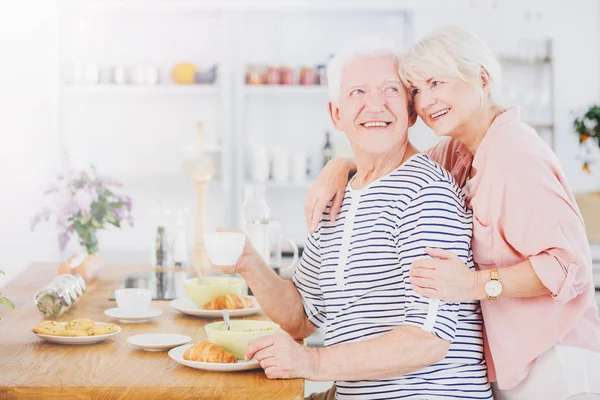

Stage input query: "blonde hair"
[
  {"left": 400, "top": 26, "right": 506, "bottom": 113},
  {"left": 327, "top": 35, "right": 400, "bottom": 104}
]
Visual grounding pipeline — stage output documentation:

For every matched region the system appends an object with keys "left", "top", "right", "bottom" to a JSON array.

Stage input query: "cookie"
[
  {"left": 61, "top": 329, "right": 89, "bottom": 337},
  {"left": 89, "top": 323, "right": 118, "bottom": 336},
  {"left": 32, "top": 320, "right": 66, "bottom": 335},
  {"left": 65, "top": 319, "right": 95, "bottom": 331}
]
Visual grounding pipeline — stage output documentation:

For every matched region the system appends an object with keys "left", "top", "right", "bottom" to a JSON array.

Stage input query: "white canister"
[
  {"left": 271, "top": 147, "right": 290, "bottom": 182},
  {"left": 83, "top": 64, "right": 100, "bottom": 84},
  {"left": 69, "top": 62, "right": 84, "bottom": 84},
  {"left": 145, "top": 66, "right": 160, "bottom": 85},
  {"left": 132, "top": 66, "right": 147, "bottom": 85},
  {"left": 250, "top": 145, "right": 270, "bottom": 182},
  {"left": 113, "top": 66, "right": 129, "bottom": 85}
]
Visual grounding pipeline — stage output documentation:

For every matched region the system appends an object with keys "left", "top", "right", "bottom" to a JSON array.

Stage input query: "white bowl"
[{"left": 204, "top": 232, "right": 246, "bottom": 266}]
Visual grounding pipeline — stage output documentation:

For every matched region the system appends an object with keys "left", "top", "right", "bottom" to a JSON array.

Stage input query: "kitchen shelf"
[
  {"left": 61, "top": 84, "right": 219, "bottom": 95},
  {"left": 500, "top": 57, "right": 552, "bottom": 66},
  {"left": 246, "top": 180, "right": 316, "bottom": 189},
  {"left": 244, "top": 85, "right": 329, "bottom": 96}
]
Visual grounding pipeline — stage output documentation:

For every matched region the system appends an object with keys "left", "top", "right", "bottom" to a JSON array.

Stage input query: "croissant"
[
  {"left": 183, "top": 341, "right": 237, "bottom": 363},
  {"left": 202, "top": 294, "right": 254, "bottom": 310}
]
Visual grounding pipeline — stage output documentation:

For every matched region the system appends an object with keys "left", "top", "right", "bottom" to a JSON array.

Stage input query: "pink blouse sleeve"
[
  {"left": 499, "top": 152, "right": 592, "bottom": 304},
  {"left": 426, "top": 139, "right": 472, "bottom": 187}
]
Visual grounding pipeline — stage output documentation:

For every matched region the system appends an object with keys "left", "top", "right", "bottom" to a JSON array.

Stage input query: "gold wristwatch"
[{"left": 484, "top": 268, "right": 503, "bottom": 300}]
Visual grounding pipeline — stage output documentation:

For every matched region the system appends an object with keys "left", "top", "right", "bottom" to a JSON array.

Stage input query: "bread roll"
[
  {"left": 202, "top": 294, "right": 254, "bottom": 310},
  {"left": 183, "top": 341, "right": 237, "bottom": 363}
]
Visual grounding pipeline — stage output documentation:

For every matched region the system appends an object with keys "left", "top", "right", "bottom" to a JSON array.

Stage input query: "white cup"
[
  {"left": 204, "top": 232, "right": 246, "bottom": 265},
  {"left": 115, "top": 288, "right": 151, "bottom": 314}
]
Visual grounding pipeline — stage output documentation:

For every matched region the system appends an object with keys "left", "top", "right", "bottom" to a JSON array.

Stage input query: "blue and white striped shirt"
[{"left": 293, "top": 154, "right": 492, "bottom": 399}]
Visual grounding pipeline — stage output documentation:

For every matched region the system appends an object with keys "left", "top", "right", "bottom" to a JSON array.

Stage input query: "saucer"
[
  {"left": 127, "top": 333, "right": 192, "bottom": 351},
  {"left": 33, "top": 322, "right": 121, "bottom": 345},
  {"left": 104, "top": 307, "right": 162, "bottom": 323},
  {"left": 169, "top": 297, "right": 261, "bottom": 318}
]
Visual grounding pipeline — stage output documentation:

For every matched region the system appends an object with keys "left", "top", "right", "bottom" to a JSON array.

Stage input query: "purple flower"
[
  {"left": 58, "top": 230, "right": 70, "bottom": 252},
  {"left": 30, "top": 207, "right": 51, "bottom": 231},
  {"left": 74, "top": 189, "right": 93, "bottom": 216},
  {"left": 120, "top": 195, "right": 132, "bottom": 212},
  {"left": 98, "top": 175, "right": 123, "bottom": 188}
]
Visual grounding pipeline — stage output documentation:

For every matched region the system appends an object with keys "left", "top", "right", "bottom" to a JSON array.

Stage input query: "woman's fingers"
[
  {"left": 304, "top": 194, "right": 319, "bottom": 229},
  {"left": 410, "top": 266, "right": 436, "bottom": 280},
  {"left": 310, "top": 197, "right": 329, "bottom": 233},
  {"left": 329, "top": 190, "right": 345, "bottom": 222},
  {"left": 412, "top": 285, "right": 439, "bottom": 298},
  {"left": 425, "top": 247, "right": 458, "bottom": 260}
]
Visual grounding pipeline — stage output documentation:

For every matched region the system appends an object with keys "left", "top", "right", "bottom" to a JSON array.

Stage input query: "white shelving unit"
[
  {"left": 232, "top": 5, "right": 415, "bottom": 245},
  {"left": 61, "top": 84, "right": 219, "bottom": 95},
  {"left": 499, "top": 39, "right": 555, "bottom": 149},
  {"left": 55, "top": 0, "right": 415, "bottom": 251}
]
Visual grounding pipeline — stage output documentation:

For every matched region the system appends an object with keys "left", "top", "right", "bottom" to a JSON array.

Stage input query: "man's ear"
[
  {"left": 328, "top": 101, "right": 343, "bottom": 131},
  {"left": 480, "top": 67, "right": 491, "bottom": 95},
  {"left": 408, "top": 103, "right": 417, "bottom": 127}
]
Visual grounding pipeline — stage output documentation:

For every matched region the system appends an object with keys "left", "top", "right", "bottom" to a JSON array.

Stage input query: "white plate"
[
  {"left": 127, "top": 333, "right": 192, "bottom": 351},
  {"left": 168, "top": 343, "right": 261, "bottom": 372},
  {"left": 104, "top": 307, "right": 162, "bottom": 323},
  {"left": 169, "top": 297, "right": 261, "bottom": 318},
  {"left": 33, "top": 322, "right": 121, "bottom": 345}
]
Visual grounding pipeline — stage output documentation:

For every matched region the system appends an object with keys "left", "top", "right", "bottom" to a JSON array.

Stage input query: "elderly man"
[{"left": 218, "top": 39, "right": 492, "bottom": 399}]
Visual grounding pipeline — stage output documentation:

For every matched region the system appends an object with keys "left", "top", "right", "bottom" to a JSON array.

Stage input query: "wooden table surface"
[{"left": 0, "top": 263, "right": 304, "bottom": 400}]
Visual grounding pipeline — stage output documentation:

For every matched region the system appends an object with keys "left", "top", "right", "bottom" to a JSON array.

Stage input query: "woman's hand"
[
  {"left": 410, "top": 248, "right": 480, "bottom": 302},
  {"left": 245, "top": 334, "right": 318, "bottom": 380},
  {"left": 304, "top": 157, "right": 356, "bottom": 233}
]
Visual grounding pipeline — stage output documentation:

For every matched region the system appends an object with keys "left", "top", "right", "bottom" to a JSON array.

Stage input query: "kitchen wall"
[
  {"left": 1, "top": 0, "right": 599, "bottom": 284},
  {"left": 0, "top": 0, "right": 60, "bottom": 281}
]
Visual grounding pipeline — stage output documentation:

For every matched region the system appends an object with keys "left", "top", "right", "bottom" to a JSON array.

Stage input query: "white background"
[{"left": 1, "top": 0, "right": 599, "bottom": 283}]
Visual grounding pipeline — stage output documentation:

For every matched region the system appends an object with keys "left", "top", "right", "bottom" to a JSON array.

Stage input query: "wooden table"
[{"left": 0, "top": 263, "right": 304, "bottom": 400}]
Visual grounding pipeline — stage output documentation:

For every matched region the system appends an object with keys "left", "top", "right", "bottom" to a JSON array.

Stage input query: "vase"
[{"left": 57, "top": 253, "right": 103, "bottom": 284}]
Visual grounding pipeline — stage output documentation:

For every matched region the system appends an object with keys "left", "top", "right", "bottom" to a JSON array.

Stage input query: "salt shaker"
[{"left": 34, "top": 274, "right": 87, "bottom": 318}]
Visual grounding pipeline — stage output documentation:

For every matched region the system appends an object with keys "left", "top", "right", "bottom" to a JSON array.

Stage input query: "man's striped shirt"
[{"left": 293, "top": 153, "right": 492, "bottom": 399}]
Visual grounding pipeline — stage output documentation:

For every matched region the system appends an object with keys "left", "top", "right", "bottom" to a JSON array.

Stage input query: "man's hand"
[{"left": 245, "top": 334, "right": 318, "bottom": 380}]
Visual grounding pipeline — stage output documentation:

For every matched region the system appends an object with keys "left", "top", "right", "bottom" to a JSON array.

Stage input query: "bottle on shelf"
[
  {"left": 172, "top": 209, "right": 189, "bottom": 268},
  {"left": 323, "top": 131, "right": 333, "bottom": 168},
  {"left": 154, "top": 225, "right": 169, "bottom": 267}
]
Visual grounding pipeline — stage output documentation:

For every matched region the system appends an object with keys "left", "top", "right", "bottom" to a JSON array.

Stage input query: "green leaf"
[
  {"left": 79, "top": 214, "right": 92, "bottom": 225},
  {"left": 91, "top": 218, "right": 102, "bottom": 228},
  {"left": 0, "top": 269, "right": 4, "bottom": 276},
  {"left": 74, "top": 221, "right": 87, "bottom": 238},
  {"left": 110, "top": 202, "right": 125, "bottom": 209},
  {"left": 106, "top": 214, "right": 120, "bottom": 228},
  {"left": 0, "top": 295, "right": 15, "bottom": 309}
]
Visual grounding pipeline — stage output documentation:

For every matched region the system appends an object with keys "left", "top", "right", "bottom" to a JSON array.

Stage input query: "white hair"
[
  {"left": 400, "top": 26, "right": 506, "bottom": 113},
  {"left": 327, "top": 36, "right": 400, "bottom": 104}
]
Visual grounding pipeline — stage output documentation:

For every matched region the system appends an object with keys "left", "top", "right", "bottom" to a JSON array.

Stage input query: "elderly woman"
[
  {"left": 305, "top": 27, "right": 600, "bottom": 400},
  {"left": 217, "top": 38, "right": 492, "bottom": 399}
]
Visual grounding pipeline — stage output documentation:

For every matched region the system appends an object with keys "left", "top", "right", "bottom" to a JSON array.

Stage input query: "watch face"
[{"left": 485, "top": 280, "right": 503, "bottom": 297}]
